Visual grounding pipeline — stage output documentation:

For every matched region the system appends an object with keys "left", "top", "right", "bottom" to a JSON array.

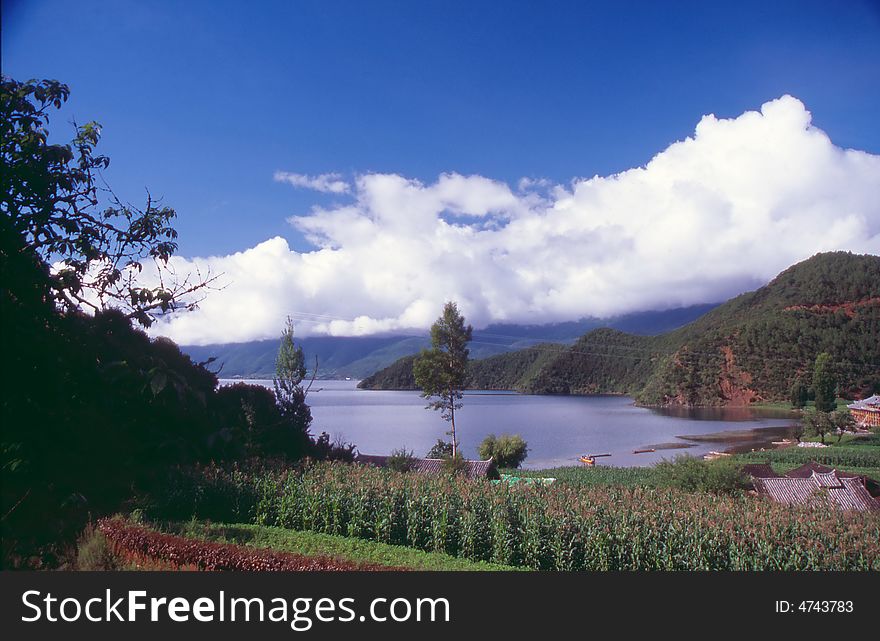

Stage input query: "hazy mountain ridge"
[
  {"left": 359, "top": 252, "right": 880, "bottom": 406},
  {"left": 180, "top": 305, "right": 718, "bottom": 380}
]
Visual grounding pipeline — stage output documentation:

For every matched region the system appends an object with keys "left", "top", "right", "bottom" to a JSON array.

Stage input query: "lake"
[{"left": 221, "top": 379, "right": 800, "bottom": 469}]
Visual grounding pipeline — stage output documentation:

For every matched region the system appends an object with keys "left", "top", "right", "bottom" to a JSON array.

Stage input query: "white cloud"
[
  {"left": 274, "top": 171, "right": 350, "bottom": 194},
  {"left": 154, "top": 96, "right": 880, "bottom": 345}
]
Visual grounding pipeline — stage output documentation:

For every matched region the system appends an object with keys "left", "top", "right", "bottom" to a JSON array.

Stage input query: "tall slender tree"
[
  {"left": 272, "top": 317, "right": 313, "bottom": 458},
  {"left": 813, "top": 352, "right": 837, "bottom": 413},
  {"left": 413, "top": 302, "right": 473, "bottom": 457}
]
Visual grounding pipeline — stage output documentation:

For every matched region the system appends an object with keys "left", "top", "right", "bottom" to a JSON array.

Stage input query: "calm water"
[{"left": 222, "top": 379, "right": 799, "bottom": 469}]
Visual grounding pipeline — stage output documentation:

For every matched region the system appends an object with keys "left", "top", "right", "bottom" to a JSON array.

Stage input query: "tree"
[
  {"left": 479, "top": 433, "right": 529, "bottom": 468},
  {"left": 2, "top": 77, "right": 221, "bottom": 567},
  {"left": 789, "top": 378, "right": 808, "bottom": 409},
  {"left": 813, "top": 352, "right": 837, "bottom": 413},
  {"left": 1, "top": 77, "right": 217, "bottom": 327},
  {"left": 413, "top": 302, "right": 473, "bottom": 457},
  {"left": 830, "top": 409, "right": 856, "bottom": 443},
  {"left": 387, "top": 448, "right": 418, "bottom": 473},
  {"left": 272, "top": 317, "right": 315, "bottom": 459},
  {"left": 426, "top": 439, "right": 454, "bottom": 459},
  {"left": 802, "top": 410, "right": 833, "bottom": 444}
]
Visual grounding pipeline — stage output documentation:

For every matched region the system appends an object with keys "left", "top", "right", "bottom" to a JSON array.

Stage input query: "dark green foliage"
[
  {"left": 468, "top": 344, "right": 561, "bottom": 391},
  {"left": 479, "top": 434, "right": 529, "bottom": 468},
  {"left": 310, "top": 432, "right": 357, "bottom": 462},
  {"left": 0, "top": 78, "right": 323, "bottom": 567},
  {"left": 790, "top": 378, "right": 808, "bottom": 408},
  {"left": 359, "top": 354, "right": 419, "bottom": 389},
  {"left": 387, "top": 448, "right": 418, "bottom": 473},
  {"left": 426, "top": 439, "right": 454, "bottom": 459},
  {"left": 272, "top": 318, "right": 313, "bottom": 460},
  {"left": 653, "top": 456, "right": 748, "bottom": 494},
  {"left": 214, "top": 383, "right": 283, "bottom": 458},
  {"left": 813, "top": 352, "right": 837, "bottom": 412}
]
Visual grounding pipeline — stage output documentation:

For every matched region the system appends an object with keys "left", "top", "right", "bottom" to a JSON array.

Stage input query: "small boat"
[{"left": 633, "top": 448, "right": 655, "bottom": 454}]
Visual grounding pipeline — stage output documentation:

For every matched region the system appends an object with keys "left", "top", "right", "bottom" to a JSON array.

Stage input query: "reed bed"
[{"left": 156, "top": 462, "right": 880, "bottom": 571}]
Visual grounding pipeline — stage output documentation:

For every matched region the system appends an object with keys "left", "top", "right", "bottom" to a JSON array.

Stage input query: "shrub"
[
  {"left": 654, "top": 455, "right": 746, "bottom": 494},
  {"left": 789, "top": 379, "right": 808, "bottom": 409},
  {"left": 479, "top": 434, "right": 528, "bottom": 468},
  {"left": 311, "top": 432, "right": 357, "bottom": 462},
  {"left": 442, "top": 454, "right": 469, "bottom": 476},
  {"left": 76, "top": 524, "right": 119, "bottom": 571},
  {"left": 426, "top": 439, "right": 454, "bottom": 459},
  {"left": 387, "top": 448, "right": 418, "bottom": 473}
]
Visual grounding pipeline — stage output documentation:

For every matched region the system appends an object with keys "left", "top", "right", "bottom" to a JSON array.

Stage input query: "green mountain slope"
[
  {"left": 359, "top": 252, "right": 880, "bottom": 406},
  {"left": 181, "top": 305, "right": 716, "bottom": 379}
]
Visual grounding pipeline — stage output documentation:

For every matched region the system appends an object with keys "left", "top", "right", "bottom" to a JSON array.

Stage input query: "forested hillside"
[
  {"left": 360, "top": 252, "right": 880, "bottom": 406},
  {"left": 181, "top": 305, "right": 716, "bottom": 379}
]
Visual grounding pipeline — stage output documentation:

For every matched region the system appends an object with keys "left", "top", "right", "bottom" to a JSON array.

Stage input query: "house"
[
  {"left": 355, "top": 453, "right": 499, "bottom": 480},
  {"left": 847, "top": 394, "right": 880, "bottom": 428},
  {"left": 784, "top": 461, "right": 880, "bottom": 496},
  {"left": 747, "top": 463, "right": 879, "bottom": 512},
  {"left": 739, "top": 463, "right": 781, "bottom": 479}
]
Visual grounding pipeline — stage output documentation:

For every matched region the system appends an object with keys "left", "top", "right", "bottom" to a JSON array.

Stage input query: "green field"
[
  {"left": 164, "top": 520, "right": 520, "bottom": 571},
  {"left": 500, "top": 465, "right": 659, "bottom": 487},
  {"left": 730, "top": 432, "right": 880, "bottom": 478}
]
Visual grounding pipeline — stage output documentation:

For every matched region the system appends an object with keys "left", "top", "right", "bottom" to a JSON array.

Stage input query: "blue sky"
[
  {"left": 5, "top": 0, "right": 879, "bottom": 256},
  {"left": 3, "top": 0, "right": 880, "bottom": 342}
]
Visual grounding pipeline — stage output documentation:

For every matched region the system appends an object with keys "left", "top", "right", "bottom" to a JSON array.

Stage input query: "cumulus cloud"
[
  {"left": 154, "top": 96, "right": 880, "bottom": 345},
  {"left": 274, "top": 171, "right": 350, "bottom": 194}
]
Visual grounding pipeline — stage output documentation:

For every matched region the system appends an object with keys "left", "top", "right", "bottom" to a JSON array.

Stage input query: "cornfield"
[{"left": 157, "top": 462, "right": 880, "bottom": 571}]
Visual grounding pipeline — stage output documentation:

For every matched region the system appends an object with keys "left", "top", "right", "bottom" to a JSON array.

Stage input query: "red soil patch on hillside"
[
  {"left": 717, "top": 345, "right": 760, "bottom": 406},
  {"left": 783, "top": 297, "right": 880, "bottom": 318}
]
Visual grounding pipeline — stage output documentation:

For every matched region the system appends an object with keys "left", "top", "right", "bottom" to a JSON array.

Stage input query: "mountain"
[
  {"left": 359, "top": 252, "right": 880, "bottom": 406},
  {"left": 180, "top": 304, "right": 716, "bottom": 379}
]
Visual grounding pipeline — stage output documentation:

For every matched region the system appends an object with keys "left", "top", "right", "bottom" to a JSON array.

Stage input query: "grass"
[{"left": 165, "top": 520, "right": 522, "bottom": 571}]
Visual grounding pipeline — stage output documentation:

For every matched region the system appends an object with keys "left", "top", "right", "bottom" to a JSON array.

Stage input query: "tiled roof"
[
  {"left": 784, "top": 461, "right": 855, "bottom": 479},
  {"left": 754, "top": 471, "right": 879, "bottom": 512},
  {"left": 847, "top": 394, "right": 880, "bottom": 411},
  {"left": 741, "top": 464, "right": 781, "bottom": 478},
  {"left": 355, "top": 454, "right": 499, "bottom": 480}
]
